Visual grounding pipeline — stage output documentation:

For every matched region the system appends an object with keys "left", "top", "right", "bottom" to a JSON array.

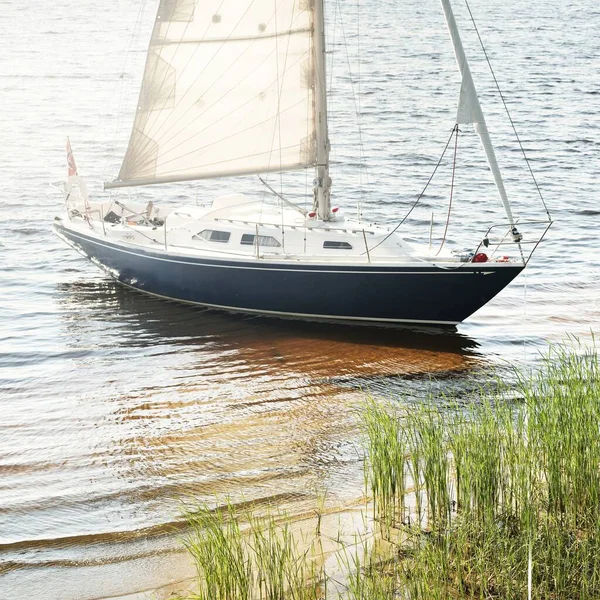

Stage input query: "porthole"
[
  {"left": 240, "top": 234, "right": 281, "bottom": 247},
  {"left": 323, "top": 241, "right": 353, "bottom": 250},
  {"left": 193, "top": 229, "right": 231, "bottom": 243}
]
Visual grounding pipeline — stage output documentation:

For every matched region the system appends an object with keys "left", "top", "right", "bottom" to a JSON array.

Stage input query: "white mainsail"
[{"left": 106, "top": 0, "right": 317, "bottom": 189}]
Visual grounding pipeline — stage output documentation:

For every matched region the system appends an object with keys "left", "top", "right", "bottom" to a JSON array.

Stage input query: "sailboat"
[{"left": 54, "top": 0, "right": 551, "bottom": 326}]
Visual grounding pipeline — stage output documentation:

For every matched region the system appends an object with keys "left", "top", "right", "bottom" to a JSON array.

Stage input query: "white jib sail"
[
  {"left": 107, "top": 0, "right": 317, "bottom": 188},
  {"left": 440, "top": 0, "right": 516, "bottom": 227}
]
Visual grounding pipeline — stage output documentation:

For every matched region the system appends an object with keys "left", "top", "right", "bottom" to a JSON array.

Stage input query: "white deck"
[
  {"left": 57, "top": 187, "right": 482, "bottom": 266},
  {"left": 55, "top": 182, "right": 526, "bottom": 267}
]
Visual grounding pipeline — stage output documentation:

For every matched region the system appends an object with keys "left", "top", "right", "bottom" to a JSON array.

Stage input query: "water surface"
[{"left": 1, "top": 0, "right": 598, "bottom": 597}]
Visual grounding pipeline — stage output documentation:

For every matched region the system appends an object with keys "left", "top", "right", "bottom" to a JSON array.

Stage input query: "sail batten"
[
  {"left": 111, "top": 0, "right": 317, "bottom": 187},
  {"left": 155, "top": 27, "right": 312, "bottom": 46}
]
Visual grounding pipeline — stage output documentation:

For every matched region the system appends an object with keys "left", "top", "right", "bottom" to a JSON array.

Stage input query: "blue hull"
[{"left": 55, "top": 222, "right": 524, "bottom": 325}]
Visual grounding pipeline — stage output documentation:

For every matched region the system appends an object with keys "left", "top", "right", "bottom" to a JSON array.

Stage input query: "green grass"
[
  {"left": 178, "top": 501, "right": 322, "bottom": 600},
  {"left": 177, "top": 341, "right": 600, "bottom": 599},
  {"left": 364, "top": 340, "right": 600, "bottom": 598}
]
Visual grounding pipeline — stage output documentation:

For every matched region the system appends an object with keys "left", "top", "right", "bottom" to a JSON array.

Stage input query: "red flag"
[{"left": 67, "top": 137, "right": 78, "bottom": 177}]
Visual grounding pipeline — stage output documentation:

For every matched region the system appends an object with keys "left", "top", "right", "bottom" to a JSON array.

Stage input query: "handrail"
[
  {"left": 525, "top": 221, "right": 553, "bottom": 266},
  {"left": 472, "top": 219, "right": 553, "bottom": 265},
  {"left": 212, "top": 216, "right": 384, "bottom": 236}
]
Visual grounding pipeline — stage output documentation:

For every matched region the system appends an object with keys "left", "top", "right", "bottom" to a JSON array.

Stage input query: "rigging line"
[
  {"left": 302, "top": 12, "right": 311, "bottom": 216},
  {"left": 435, "top": 124, "right": 459, "bottom": 256},
  {"left": 276, "top": 3, "right": 286, "bottom": 197},
  {"left": 258, "top": 176, "right": 307, "bottom": 215},
  {"left": 106, "top": 3, "right": 145, "bottom": 179},
  {"left": 323, "top": 0, "right": 338, "bottom": 180},
  {"left": 361, "top": 126, "right": 457, "bottom": 255},
  {"left": 259, "top": 4, "right": 296, "bottom": 230},
  {"left": 463, "top": 0, "right": 551, "bottom": 222},
  {"left": 265, "top": 0, "right": 296, "bottom": 195},
  {"left": 126, "top": 51, "right": 310, "bottom": 173},
  {"left": 304, "top": 158, "right": 309, "bottom": 215},
  {"left": 135, "top": 0, "right": 295, "bottom": 158},
  {"left": 133, "top": 4, "right": 307, "bottom": 166},
  {"left": 357, "top": 0, "right": 362, "bottom": 202},
  {"left": 337, "top": 0, "right": 372, "bottom": 203},
  {"left": 328, "top": 0, "right": 338, "bottom": 101},
  {"left": 274, "top": 0, "right": 283, "bottom": 226},
  {"left": 105, "top": 0, "right": 147, "bottom": 178},
  {"left": 133, "top": 0, "right": 229, "bottom": 150}
]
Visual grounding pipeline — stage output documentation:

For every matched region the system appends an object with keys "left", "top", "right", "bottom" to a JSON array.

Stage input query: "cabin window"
[
  {"left": 193, "top": 229, "right": 231, "bottom": 243},
  {"left": 240, "top": 234, "right": 281, "bottom": 247},
  {"left": 323, "top": 241, "right": 353, "bottom": 250}
]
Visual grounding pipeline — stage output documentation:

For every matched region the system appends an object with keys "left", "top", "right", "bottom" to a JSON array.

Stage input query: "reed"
[
  {"left": 179, "top": 501, "right": 322, "bottom": 600},
  {"left": 363, "top": 341, "right": 600, "bottom": 598},
  {"left": 177, "top": 342, "right": 599, "bottom": 599},
  {"left": 182, "top": 501, "right": 252, "bottom": 600}
]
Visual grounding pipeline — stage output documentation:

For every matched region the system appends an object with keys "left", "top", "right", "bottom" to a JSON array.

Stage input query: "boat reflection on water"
[
  {"left": 1, "top": 279, "right": 483, "bottom": 600},
  {"left": 53, "top": 278, "right": 483, "bottom": 507},
  {"left": 58, "top": 278, "right": 481, "bottom": 378}
]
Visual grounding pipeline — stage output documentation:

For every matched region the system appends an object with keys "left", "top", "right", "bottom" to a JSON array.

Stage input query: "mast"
[
  {"left": 440, "top": 0, "right": 520, "bottom": 237},
  {"left": 313, "top": 0, "right": 331, "bottom": 221}
]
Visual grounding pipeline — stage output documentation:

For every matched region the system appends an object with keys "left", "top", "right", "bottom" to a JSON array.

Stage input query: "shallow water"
[{"left": 1, "top": 0, "right": 599, "bottom": 598}]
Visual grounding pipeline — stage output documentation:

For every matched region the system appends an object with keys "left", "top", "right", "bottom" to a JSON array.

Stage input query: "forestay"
[
  {"left": 107, "top": 0, "right": 317, "bottom": 188},
  {"left": 439, "top": 0, "right": 516, "bottom": 228}
]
